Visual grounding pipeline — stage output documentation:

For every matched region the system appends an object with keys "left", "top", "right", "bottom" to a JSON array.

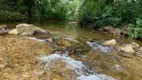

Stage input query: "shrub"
[
  {"left": 77, "top": 0, "right": 142, "bottom": 29},
  {"left": 0, "top": 11, "right": 27, "bottom": 22},
  {"left": 127, "top": 18, "right": 142, "bottom": 39}
]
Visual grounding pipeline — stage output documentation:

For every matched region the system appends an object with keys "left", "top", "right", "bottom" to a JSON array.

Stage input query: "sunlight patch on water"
[
  {"left": 27, "top": 37, "right": 45, "bottom": 42},
  {"left": 38, "top": 53, "right": 115, "bottom": 80}
]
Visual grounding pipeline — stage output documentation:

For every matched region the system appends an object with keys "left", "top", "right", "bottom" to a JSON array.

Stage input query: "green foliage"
[
  {"left": 0, "top": 0, "right": 27, "bottom": 22},
  {"left": 38, "top": 0, "right": 79, "bottom": 20},
  {"left": 77, "top": 0, "right": 142, "bottom": 28},
  {"left": 0, "top": 11, "right": 27, "bottom": 22},
  {"left": 0, "top": 0, "right": 81, "bottom": 21},
  {"left": 127, "top": 18, "right": 142, "bottom": 39},
  {"left": 1, "top": 0, "right": 142, "bottom": 39}
]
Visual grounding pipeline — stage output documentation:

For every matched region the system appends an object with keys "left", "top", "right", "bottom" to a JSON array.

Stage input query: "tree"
[{"left": 17, "top": 0, "right": 37, "bottom": 22}]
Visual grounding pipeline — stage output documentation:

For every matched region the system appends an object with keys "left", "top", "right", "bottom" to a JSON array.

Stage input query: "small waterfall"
[{"left": 38, "top": 52, "right": 115, "bottom": 80}]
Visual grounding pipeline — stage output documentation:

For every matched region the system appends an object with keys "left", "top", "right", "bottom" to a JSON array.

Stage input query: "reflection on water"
[{"left": 1, "top": 20, "right": 142, "bottom": 45}]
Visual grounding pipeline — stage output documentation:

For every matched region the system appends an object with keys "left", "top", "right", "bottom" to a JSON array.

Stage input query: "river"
[
  {"left": 0, "top": 21, "right": 142, "bottom": 80},
  {"left": 2, "top": 20, "right": 142, "bottom": 45}
]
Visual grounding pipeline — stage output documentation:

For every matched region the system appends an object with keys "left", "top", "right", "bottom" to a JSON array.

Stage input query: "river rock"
[
  {"left": 112, "top": 64, "right": 129, "bottom": 74},
  {"left": 46, "top": 38, "right": 53, "bottom": 42},
  {"left": 57, "top": 37, "right": 71, "bottom": 47},
  {"left": 102, "top": 26, "right": 122, "bottom": 36},
  {"left": 139, "top": 47, "right": 142, "bottom": 53},
  {"left": 131, "top": 42, "right": 139, "bottom": 49},
  {"left": 103, "top": 26, "right": 113, "bottom": 31},
  {"left": 121, "top": 31, "right": 127, "bottom": 35},
  {"left": 0, "top": 25, "right": 9, "bottom": 35},
  {"left": 136, "top": 47, "right": 142, "bottom": 54},
  {"left": 136, "top": 52, "right": 142, "bottom": 58},
  {"left": 118, "top": 52, "right": 132, "bottom": 58},
  {"left": 120, "top": 44, "right": 135, "bottom": 53},
  {"left": 114, "top": 28, "right": 121, "bottom": 36},
  {"left": 8, "top": 29, "right": 17, "bottom": 35},
  {"left": 0, "top": 25, "right": 8, "bottom": 30},
  {"left": 103, "top": 39, "right": 116, "bottom": 46},
  {"left": 0, "top": 64, "right": 5, "bottom": 68},
  {"left": 16, "top": 23, "right": 50, "bottom": 36}
]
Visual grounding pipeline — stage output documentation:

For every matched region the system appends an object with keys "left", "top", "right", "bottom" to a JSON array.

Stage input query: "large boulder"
[
  {"left": 16, "top": 23, "right": 50, "bottom": 36},
  {"left": 103, "top": 39, "right": 117, "bottom": 46},
  {"left": 0, "top": 25, "right": 9, "bottom": 35}
]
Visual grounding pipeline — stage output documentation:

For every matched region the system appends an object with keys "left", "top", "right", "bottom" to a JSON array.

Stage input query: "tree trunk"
[{"left": 27, "top": 5, "right": 32, "bottom": 23}]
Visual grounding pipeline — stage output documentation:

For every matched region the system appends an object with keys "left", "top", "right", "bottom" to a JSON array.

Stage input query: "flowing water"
[
  {"left": 2, "top": 20, "right": 142, "bottom": 45},
  {"left": 38, "top": 53, "right": 115, "bottom": 80},
  {"left": 1, "top": 21, "right": 142, "bottom": 80}
]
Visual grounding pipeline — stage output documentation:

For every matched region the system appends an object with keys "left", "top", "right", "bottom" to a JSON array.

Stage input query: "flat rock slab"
[{"left": 0, "top": 35, "right": 53, "bottom": 80}]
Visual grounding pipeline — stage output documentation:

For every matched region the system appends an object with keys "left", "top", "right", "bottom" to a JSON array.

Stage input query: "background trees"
[{"left": 0, "top": 0, "right": 142, "bottom": 38}]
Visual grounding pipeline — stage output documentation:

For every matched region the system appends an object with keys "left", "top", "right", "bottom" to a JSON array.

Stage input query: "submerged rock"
[
  {"left": 16, "top": 23, "right": 50, "bottom": 36},
  {"left": 0, "top": 64, "right": 5, "bottom": 68},
  {"left": 118, "top": 52, "right": 133, "bottom": 58},
  {"left": 103, "top": 39, "right": 117, "bottom": 46},
  {"left": 112, "top": 64, "right": 129, "bottom": 75},
  {"left": 38, "top": 53, "right": 115, "bottom": 80},
  {"left": 0, "top": 35, "right": 53, "bottom": 80},
  {"left": 57, "top": 37, "right": 72, "bottom": 47},
  {"left": 136, "top": 52, "right": 142, "bottom": 58}
]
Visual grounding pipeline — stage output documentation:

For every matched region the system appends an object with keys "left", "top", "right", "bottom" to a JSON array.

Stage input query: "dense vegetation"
[
  {"left": 0, "top": 0, "right": 79, "bottom": 21},
  {"left": 0, "top": 0, "right": 142, "bottom": 38},
  {"left": 77, "top": 0, "right": 142, "bottom": 38}
]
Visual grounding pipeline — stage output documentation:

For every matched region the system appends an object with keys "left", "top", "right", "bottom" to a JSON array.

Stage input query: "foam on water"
[
  {"left": 86, "top": 41, "right": 112, "bottom": 53},
  {"left": 38, "top": 53, "right": 115, "bottom": 80},
  {"left": 38, "top": 53, "right": 85, "bottom": 75},
  {"left": 77, "top": 74, "right": 115, "bottom": 80}
]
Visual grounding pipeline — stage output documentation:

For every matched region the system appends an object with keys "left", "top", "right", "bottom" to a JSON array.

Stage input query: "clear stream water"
[
  {"left": 38, "top": 53, "right": 115, "bottom": 80},
  {"left": 1, "top": 20, "right": 142, "bottom": 80},
  {"left": 2, "top": 20, "right": 141, "bottom": 45}
]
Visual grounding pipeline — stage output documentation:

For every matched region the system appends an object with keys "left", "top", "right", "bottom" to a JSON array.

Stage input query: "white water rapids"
[{"left": 38, "top": 53, "right": 115, "bottom": 80}]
